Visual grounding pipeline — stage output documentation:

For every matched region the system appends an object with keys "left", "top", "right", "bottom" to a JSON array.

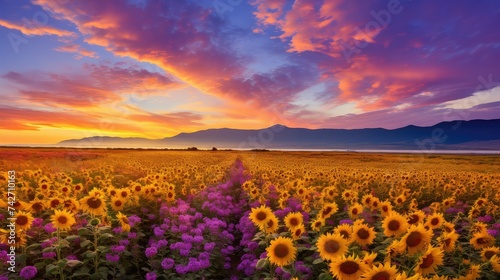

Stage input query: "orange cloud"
[
  {"left": 54, "top": 44, "right": 98, "bottom": 58},
  {"left": 0, "top": 18, "right": 76, "bottom": 37}
]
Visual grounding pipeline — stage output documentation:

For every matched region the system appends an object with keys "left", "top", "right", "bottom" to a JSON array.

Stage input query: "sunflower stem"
[
  {"left": 93, "top": 224, "right": 100, "bottom": 276},
  {"left": 57, "top": 228, "right": 65, "bottom": 280}
]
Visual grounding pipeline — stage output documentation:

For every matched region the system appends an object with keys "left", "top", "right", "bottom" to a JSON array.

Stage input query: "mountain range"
[{"left": 57, "top": 119, "right": 500, "bottom": 150}]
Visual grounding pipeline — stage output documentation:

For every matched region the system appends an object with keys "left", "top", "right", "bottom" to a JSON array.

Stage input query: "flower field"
[{"left": 0, "top": 148, "right": 499, "bottom": 279}]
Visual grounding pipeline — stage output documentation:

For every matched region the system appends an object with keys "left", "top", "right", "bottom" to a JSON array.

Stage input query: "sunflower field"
[{"left": 0, "top": 148, "right": 499, "bottom": 280}]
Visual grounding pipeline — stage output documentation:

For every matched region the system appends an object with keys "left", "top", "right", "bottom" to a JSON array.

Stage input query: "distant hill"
[{"left": 57, "top": 119, "right": 500, "bottom": 150}]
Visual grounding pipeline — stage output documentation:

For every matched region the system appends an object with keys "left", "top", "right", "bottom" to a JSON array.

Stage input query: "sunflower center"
[
  {"left": 352, "top": 208, "right": 358, "bottom": 215},
  {"left": 87, "top": 197, "right": 102, "bottom": 209},
  {"left": 115, "top": 201, "right": 122, "bottom": 207},
  {"left": 420, "top": 254, "right": 434, "bottom": 269},
  {"left": 339, "top": 261, "right": 359, "bottom": 274},
  {"left": 323, "top": 207, "right": 332, "bottom": 216},
  {"left": 58, "top": 216, "right": 68, "bottom": 224},
  {"left": 408, "top": 214, "right": 419, "bottom": 224},
  {"left": 484, "top": 251, "right": 495, "bottom": 259},
  {"left": 294, "top": 228, "right": 302, "bottom": 236},
  {"left": 51, "top": 200, "right": 60, "bottom": 208},
  {"left": 371, "top": 271, "right": 390, "bottom": 280},
  {"left": 168, "top": 192, "right": 174, "bottom": 198},
  {"left": 388, "top": 220, "right": 400, "bottom": 231},
  {"left": 339, "top": 230, "right": 350, "bottom": 239},
  {"left": 382, "top": 206, "right": 388, "bottom": 212},
  {"left": 324, "top": 240, "right": 340, "bottom": 254},
  {"left": 16, "top": 216, "right": 28, "bottom": 226},
  {"left": 406, "top": 231, "right": 422, "bottom": 247},
  {"left": 289, "top": 217, "right": 299, "bottom": 226},
  {"left": 477, "top": 238, "right": 488, "bottom": 244},
  {"left": 121, "top": 217, "right": 129, "bottom": 224},
  {"left": 372, "top": 201, "right": 378, "bottom": 207},
  {"left": 273, "top": 244, "right": 289, "bottom": 258},
  {"left": 121, "top": 192, "right": 128, "bottom": 197},
  {"left": 431, "top": 218, "right": 439, "bottom": 225},
  {"left": 32, "top": 202, "right": 43, "bottom": 211},
  {"left": 357, "top": 228, "right": 370, "bottom": 239},
  {"left": 256, "top": 211, "right": 267, "bottom": 221},
  {"left": 267, "top": 219, "right": 274, "bottom": 228}
]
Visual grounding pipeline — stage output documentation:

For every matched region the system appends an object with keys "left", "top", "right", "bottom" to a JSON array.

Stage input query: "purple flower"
[
  {"left": 44, "top": 223, "right": 56, "bottom": 234},
  {"left": 477, "top": 215, "right": 493, "bottom": 223},
  {"left": 19, "top": 266, "right": 37, "bottom": 279},
  {"left": 112, "top": 227, "right": 123, "bottom": 234},
  {"left": 153, "top": 227, "right": 165, "bottom": 237},
  {"left": 32, "top": 218, "right": 44, "bottom": 228},
  {"left": 128, "top": 232, "right": 137, "bottom": 239},
  {"left": 106, "top": 253, "right": 120, "bottom": 263},
  {"left": 119, "top": 239, "right": 130, "bottom": 246},
  {"left": 204, "top": 242, "right": 216, "bottom": 252},
  {"left": 487, "top": 229, "right": 499, "bottom": 237},
  {"left": 111, "top": 245, "right": 126, "bottom": 254},
  {"left": 128, "top": 215, "right": 141, "bottom": 227},
  {"left": 145, "top": 272, "right": 156, "bottom": 280},
  {"left": 145, "top": 247, "right": 158, "bottom": 258},
  {"left": 339, "top": 219, "right": 353, "bottom": 225},
  {"left": 161, "top": 258, "right": 175, "bottom": 270}
]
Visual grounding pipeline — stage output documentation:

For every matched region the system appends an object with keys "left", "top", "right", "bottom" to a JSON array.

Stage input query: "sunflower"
[
  {"left": 320, "top": 202, "right": 339, "bottom": 219},
  {"left": 14, "top": 211, "right": 34, "bottom": 231},
  {"left": 348, "top": 203, "right": 364, "bottom": 219},
  {"left": 166, "top": 190, "right": 176, "bottom": 202},
  {"left": 438, "top": 230, "right": 459, "bottom": 252},
  {"left": 384, "top": 240, "right": 406, "bottom": 263},
  {"left": 263, "top": 214, "right": 279, "bottom": 234},
  {"left": 490, "top": 255, "right": 500, "bottom": 273},
  {"left": 379, "top": 201, "right": 393, "bottom": 217},
  {"left": 80, "top": 195, "right": 107, "bottom": 216},
  {"left": 46, "top": 197, "right": 62, "bottom": 209},
  {"left": 353, "top": 222, "right": 376, "bottom": 246},
  {"left": 415, "top": 246, "right": 444, "bottom": 276},
  {"left": 382, "top": 212, "right": 408, "bottom": 237},
  {"left": 89, "top": 188, "right": 105, "bottom": 198},
  {"left": 395, "top": 272, "right": 421, "bottom": 280},
  {"left": 118, "top": 188, "right": 130, "bottom": 200},
  {"left": 362, "top": 252, "right": 378, "bottom": 267},
  {"left": 284, "top": 212, "right": 303, "bottom": 230},
  {"left": 27, "top": 199, "right": 46, "bottom": 213},
  {"left": 110, "top": 197, "right": 126, "bottom": 211},
  {"left": 116, "top": 211, "right": 131, "bottom": 232},
  {"left": 249, "top": 205, "right": 273, "bottom": 229},
  {"left": 442, "top": 221, "right": 455, "bottom": 233},
  {"left": 334, "top": 224, "right": 353, "bottom": 244},
  {"left": 425, "top": 212, "right": 445, "bottom": 229},
  {"left": 310, "top": 217, "right": 325, "bottom": 231},
  {"left": 362, "top": 194, "right": 375, "bottom": 208},
  {"left": 342, "top": 190, "right": 356, "bottom": 202},
  {"left": 266, "top": 236, "right": 297, "bottom": 267},
  {"left": 0, "top": 229, "right": 27, "bottom": 248},
  {"left": 51, "top": 209, "right": 76, "bottom": 231},
  {"left": 401, "top": 224, "right": 432, "bottom": 255},
  {"left": 361, "top": 262, "right": 397, "bottom": 280},
  {"left": 291, "top": 224, "right": 306, "bottom": 240},
  {"left": 62, "top": 198, "right": 80, "bottom": 213},
  {"left": 316, "top": 233, "right": 348, "bottom": 261},
  {"left": 470, "top": 230, "right": 494, "bottom": 250},
  {"left": 330, "top": 255, "right": 368, "bottom": 280},
  {"left": 73, "top": 183, "right": 84, "bottom": 194},
  {"left": 481, "top": 246, "right": 500, "bottom": 262},
  {"left": 394, "top": 194, "right": 406, "bottom": 205},
  {"left": 406, "top": 210, "right": 425, "bottom": 225}
]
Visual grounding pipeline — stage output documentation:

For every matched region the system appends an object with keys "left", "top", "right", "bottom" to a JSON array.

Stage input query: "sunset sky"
[{"left": 0, "top": 0, "right": 499, "bottom": 144}]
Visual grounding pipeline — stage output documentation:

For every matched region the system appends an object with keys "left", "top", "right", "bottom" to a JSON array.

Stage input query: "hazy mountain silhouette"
[{"left": 57, "top": 119, "right": 500, "bottom": 150}]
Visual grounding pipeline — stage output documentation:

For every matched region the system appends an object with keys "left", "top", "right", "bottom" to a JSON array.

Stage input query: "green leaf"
[
  {"left": 65, "top": 235, "right": 80, "bottom": 241},
  {"left": 318, "top": 272, "right": 333, "bottom": 280},
  {"left": 66, "top": 260, "right": 82, "bottom": 267},
  {"left": 42, "top": 247, "right": 55, "bottom": 253},
  {"left": 80, "top": 240, "right": 92, "bottom": 248},
  {"left": 46, "top": 264, "right": 58, "bottom": 275},
  {"left": 255, "top": 258, "right": 268, "bottom": 269},
  {"left": 312, "top": 258, "right": 324, "bottom": 265}
]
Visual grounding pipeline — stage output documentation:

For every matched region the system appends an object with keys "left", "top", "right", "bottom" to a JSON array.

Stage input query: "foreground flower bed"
[{"left": 0, "top": 150, "right": 499, "bottom": 279}]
